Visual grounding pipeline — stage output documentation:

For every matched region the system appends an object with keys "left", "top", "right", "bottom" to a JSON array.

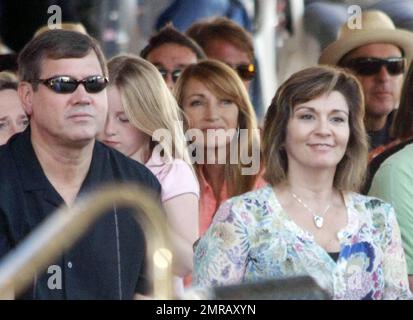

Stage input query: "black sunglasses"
[
  {"left": 344, "top": 57, "right": 405, "bottom": 76},
  {"left": 157, "top": 68, "right": 182, "bottom": 83},
  {"left": 228, "top": 63, "right": 256, "bottom": 81},
  {"left": 32, "top": 75, "right": 109, "bottom": 94}
]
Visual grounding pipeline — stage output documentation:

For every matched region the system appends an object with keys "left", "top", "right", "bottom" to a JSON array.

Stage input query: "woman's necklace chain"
[{"left": 290, "top": 192, "right": 331, "bottom": 229}]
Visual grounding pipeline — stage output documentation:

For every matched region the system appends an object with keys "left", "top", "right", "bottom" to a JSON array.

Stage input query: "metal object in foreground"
[
  {"left": 213, "top": 276, "right": 331, "bottom": 300},
  {"left": 0, "top": 183, "right": 173, "bottom": 300},
  {"left": 185, "top": 276, "right": 331, "bottom": 300}
]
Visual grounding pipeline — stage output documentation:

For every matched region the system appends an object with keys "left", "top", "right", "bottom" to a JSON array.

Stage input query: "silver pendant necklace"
[{"left": 291, "top": 192, "right": 331, "bottom": 229}]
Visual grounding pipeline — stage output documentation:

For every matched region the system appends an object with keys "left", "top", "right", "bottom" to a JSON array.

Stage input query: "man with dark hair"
[
  {"left": 0, "top": 30, "right": 161, "bottom": 299},
  {"left": 186, "top": 17, "right": 263, "bottom": 119},
  {"left": 186, "top": 17, "right": 255, "bottom": 89},
  {"left": 18, "top": 29, "right": 107, "bottom": 85},
  {"left": 141, "top": 24, "right": 205, "bottom": 90}
]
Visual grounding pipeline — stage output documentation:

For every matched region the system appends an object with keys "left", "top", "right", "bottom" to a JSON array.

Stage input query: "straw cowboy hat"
[{"left": 319, "top": 10, "right": 413, "bottom": 65}]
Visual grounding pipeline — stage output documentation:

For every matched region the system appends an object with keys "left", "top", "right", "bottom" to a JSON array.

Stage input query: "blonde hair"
[
  {"left": 34, "top": 23, "right": 88, "bottom": 38},
  {"left": 263, "top": 65, "right": 368, "bottom": 192},
  {"left": 107, "top": 54, "right": 191, "bottom": 165},
  {"left": 0, "top": 71, "right": 18, "bottom": 84},
  {"left": 174, "top": 59, "right": 261, "bottom": 197}
]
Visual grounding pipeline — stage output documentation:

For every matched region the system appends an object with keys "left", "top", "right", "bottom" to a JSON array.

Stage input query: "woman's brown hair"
[{"left": 263, "top": 65, "right": 368, "bottom": 191}]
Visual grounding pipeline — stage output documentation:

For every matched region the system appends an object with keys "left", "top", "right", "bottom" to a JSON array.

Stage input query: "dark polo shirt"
[{"left": 0, "top": 128, "right": 162, "bottom": 299}]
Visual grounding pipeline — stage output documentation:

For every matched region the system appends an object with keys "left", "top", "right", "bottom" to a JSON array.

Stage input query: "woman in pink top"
[
  {"left": 174, "top": 60, "right": 264, "bottom": 236},
  {"left": 98, "top": 55, "right": 199, "bottom": 285}
]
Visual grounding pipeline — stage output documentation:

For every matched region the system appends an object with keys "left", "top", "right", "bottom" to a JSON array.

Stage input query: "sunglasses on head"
[
  {"left": 157, "top": 68, "right": 182, "bottom": 83},
  {"left": 32, "top": 75, "right": 109, "bottom": 94},
  {"left": 228, "top": 63, "right": 256, "bottom": 81},
  {"left": 344, "top": 57, "right": 405, "bottom": 76}
]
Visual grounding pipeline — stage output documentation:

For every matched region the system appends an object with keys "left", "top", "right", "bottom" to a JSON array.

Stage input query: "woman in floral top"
[{"left": 193, "top": 66, "right": 412, "bottom": 299}]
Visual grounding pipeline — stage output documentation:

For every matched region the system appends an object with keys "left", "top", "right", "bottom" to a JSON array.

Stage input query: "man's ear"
[{"left": 18, "top": 82, "right": 34, "bottom": 116}]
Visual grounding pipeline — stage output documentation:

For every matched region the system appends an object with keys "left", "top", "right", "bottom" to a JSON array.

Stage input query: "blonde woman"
[
  {"left": 98, "top": 54, "right": 199, "bottom": 289},
  {"left": 174, "top": 59, "right": 264, "bottom": 236}
]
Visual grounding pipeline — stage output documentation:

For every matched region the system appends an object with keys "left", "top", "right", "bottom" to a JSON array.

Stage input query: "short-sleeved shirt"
[
  {"left": 194, "top": 185, "right": 411, "bottom": 299},
  {"left": 363, "top": 138, "right": 413, "bottom": 194},
  {"left": 145, "top": 152, "right": 199, "bottom": 202},
  {"left": 146, "top": 152, "right": 199, "bottom": 293},
  {"left": 0, "top": 128, "right": 161, "bottom": 299},
  {"left": 369, "top": 143, "right": 413, "bottom": 276}
]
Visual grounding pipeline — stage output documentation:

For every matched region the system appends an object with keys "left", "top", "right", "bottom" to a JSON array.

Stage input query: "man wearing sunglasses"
[
  {"left": 186, "top": 17, "right": 263, "bottom": 119},
  {"left": 319, "top": 10, "right": 413, "bottom": 151},
  {"left": 0, "top": 30, "right": 162, "bottom": 299},
  {"left": 141, "top": 25, "right": 205, "bottom": 91}
]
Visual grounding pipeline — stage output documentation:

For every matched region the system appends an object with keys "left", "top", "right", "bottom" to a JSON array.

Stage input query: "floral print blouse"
[{"left": 193, "top": 185, "right": 412, "bottom": 300}]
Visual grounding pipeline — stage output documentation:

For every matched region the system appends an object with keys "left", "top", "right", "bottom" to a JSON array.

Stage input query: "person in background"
[
  {"left": 0, "top": 30, "right": 161, "bottom": 299},
  {"left": 193, "top": 65, "right": 411, "bottom": 300},
  {"left": 363, "top": 60, "right": 413, "bottom": 193},
  {"left": 140, "top": 24, "right": 205, "bottom": 91},
  {"left": 98, "top": 54, "right": 199, "bottom": 295},
  {"left": 319, "top": 10, "right": 413, "bottom": 153},
  {"left": 174, "top": 59, "right": 264, "bottom": 237},
  {"left": 0, "top": 71, "right": 28, "bottom": 145},
  {"left": 186, "top": 17, "right": 263, "bottom": 119}
]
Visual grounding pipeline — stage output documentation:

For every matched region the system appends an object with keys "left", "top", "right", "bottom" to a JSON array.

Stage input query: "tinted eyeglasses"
[
  {"left": 32, "top": 75, "right": 109, "bottom": 93},
  {"left": 228, "top": 63, "right": 256, "bottom": 81},
  {"left": 157, "top": 68, "right": 182, "bottom": 83},
  {"left": 344, "top": 57, "right": 405, "bottom": 76}
]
